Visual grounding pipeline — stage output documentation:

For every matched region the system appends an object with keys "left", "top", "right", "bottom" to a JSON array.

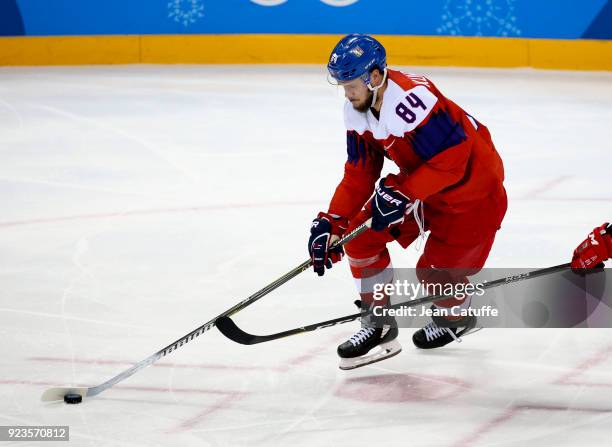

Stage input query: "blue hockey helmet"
[{"left": 327, "top": 34, "right": 387, "bottom": 86}]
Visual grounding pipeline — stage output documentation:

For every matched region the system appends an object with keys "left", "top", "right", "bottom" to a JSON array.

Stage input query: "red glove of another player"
[{"left": 571, "top": 222, "right": 612, "bottom": 271}]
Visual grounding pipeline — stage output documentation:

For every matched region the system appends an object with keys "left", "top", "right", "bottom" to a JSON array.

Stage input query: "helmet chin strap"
[{"left": 367, "top": 67, "right": 388, "bottom": 108}]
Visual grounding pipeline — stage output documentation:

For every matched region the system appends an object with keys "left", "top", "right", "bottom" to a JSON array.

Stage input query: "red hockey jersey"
[{"left": 328, "top": 69, "right": 505, "bottom": 220}]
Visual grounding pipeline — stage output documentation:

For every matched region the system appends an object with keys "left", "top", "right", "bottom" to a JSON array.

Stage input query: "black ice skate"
[
  {"left": 412, "top": 314, "right": 478, "bottom": 349},
  {"left": 337, "top": 324, "right": 402, "bottom": 370}
]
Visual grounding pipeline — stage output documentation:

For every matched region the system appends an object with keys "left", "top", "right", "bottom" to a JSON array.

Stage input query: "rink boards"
[{"left": 1, "top": 34, "right": 612, "bottom": 70}]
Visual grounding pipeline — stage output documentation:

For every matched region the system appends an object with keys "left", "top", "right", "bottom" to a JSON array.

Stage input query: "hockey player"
[{"left": 308, "top": 34, "right": 507, "bottom": 369}]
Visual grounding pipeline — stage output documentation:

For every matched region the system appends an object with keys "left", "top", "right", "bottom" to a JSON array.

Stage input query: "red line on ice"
[
  {"left": 521, "top": 175, "right": 572, "bottom": 199},
  {"left": 28, "top": 356, "right": 284, "bottom": 372},
  {"left": 0, "top": 200, "right": 321, "bottom": 228},
  {"left": 169, "top": 332, "right": 346, "bottom": 432},
  {"left": 276, "top": 332, "right": 350, "bottom": 371},
  {"left": 0, "top": 379, "right": 241, "bottom": 396},
  {"left": 557, "top": 380, "right": 612, "bottom": 388},
  {"left": 454, "top": 406, "right": 520, "bottom": 447},
  {"left": 169, "top": 393, "right": 244, "bottom": 432},
  {"left": 454, "top": 404, "right": 612, "bottom": 447},
  {"left": 453, "top": 345, "right": 612, "bottom": 446},
  {"left": 554, "top": 345, "right": 612, "bottom": 386},
  {"left": 279, "top": 341, "right": 331, "bottom": 370},
  {"left": 3, "top": 196, "right": 611, "bottom": 230},
  {"left": 520, "top": 196, "right": 612, "bottom": 202}
]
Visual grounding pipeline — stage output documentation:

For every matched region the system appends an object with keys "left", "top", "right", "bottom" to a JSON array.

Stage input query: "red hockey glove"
[
  {"left": 571, "top": 222, "right": 612, "bottom": 271},
  {"left": 308, "top": 212, "right": 349, "bottom": 276}
]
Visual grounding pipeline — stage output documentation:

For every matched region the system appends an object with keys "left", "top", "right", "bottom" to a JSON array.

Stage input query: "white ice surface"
[{"left": 0, "top": 64, "right": 611, "bottom": 446}]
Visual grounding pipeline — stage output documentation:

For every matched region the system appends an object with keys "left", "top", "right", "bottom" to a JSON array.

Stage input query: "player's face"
[{"left": 339, "top": 78, "right": 373, "bottom": 113}]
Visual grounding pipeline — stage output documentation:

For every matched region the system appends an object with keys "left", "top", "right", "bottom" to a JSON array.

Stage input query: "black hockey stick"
[
  {"left": 41, "top": 219, "right": 371, "bottom": 402},
  {"left": 216, "top": 262, "right": 572, "bottom": 345}
]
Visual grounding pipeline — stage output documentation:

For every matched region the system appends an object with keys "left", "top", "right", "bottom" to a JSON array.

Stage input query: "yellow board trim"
[
  {"left": 1, "top": 34, "right": 611, "bottom": 70},
  {"left": 0, "top": 35, "right": 141, "bottom": 66}
]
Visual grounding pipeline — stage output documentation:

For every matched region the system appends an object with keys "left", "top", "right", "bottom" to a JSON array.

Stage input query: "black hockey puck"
[{"left": 63, "top": 393, "right": 82, "bottom": 404}]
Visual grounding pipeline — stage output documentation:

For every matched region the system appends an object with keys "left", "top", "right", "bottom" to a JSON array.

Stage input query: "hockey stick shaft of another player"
[
  {"left": 41, "top": 219, "right": 372, "bottom": 402},
  {"left": 215, "top": 262, "right": 572, "bottom": 345}
]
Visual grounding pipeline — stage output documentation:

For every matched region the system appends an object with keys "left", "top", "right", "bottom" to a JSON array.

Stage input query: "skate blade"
[
  {"left": 452, "top": 326, "right": 482, "bottom": 343},
  {"left": 339, "top": 339, "right": 402, "bottom": 371},
  {"left": 460, "top": 327, "right": 483, "bottom": 338}
]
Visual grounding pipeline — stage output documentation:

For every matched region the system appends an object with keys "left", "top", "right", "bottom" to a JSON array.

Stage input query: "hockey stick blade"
[
  {"left": 215, "top": 315, "right": 324, "bottom": 345},
  {"left": 216, "top": 263, "right": 572, "bottom": 346},
  {"left": 41, "top": 387, "right": 90, "bottom": 403},
  {"left": 215, "top": 316, "right": 261, "bottom": 345}
]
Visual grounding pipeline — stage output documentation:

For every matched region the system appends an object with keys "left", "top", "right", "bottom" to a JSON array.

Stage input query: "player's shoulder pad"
[
  {"left": 380, "top": 74, "right": 438, "bottom": 138},
  {"left": 343, "top": 100, "right": 369, "bottom": 134}
]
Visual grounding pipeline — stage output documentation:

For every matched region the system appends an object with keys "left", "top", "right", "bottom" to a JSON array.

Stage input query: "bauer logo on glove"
[{"left": 370, "top": 175, "right": 412, "bottom": 232}]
